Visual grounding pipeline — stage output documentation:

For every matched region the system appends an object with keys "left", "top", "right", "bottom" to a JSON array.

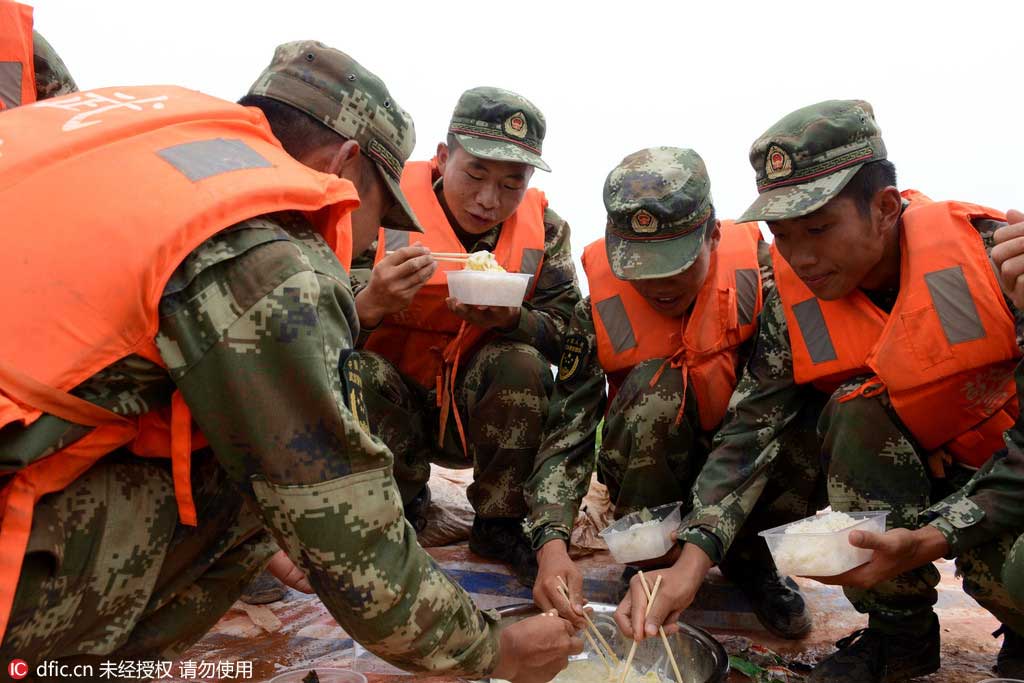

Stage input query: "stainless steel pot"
[{"left": 480, "top": 603, "right": 729, "bottom": 683}]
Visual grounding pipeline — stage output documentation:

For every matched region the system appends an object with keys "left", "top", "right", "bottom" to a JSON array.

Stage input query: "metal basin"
[{"left": 479, "top": 602, "right": 728, "bottom": 683}]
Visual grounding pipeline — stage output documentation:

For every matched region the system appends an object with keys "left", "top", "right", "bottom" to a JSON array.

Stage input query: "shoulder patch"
[
  {"left": 341, "top": 351, "right": 372, "bottom": 434},
  {"left": 557, "top": 333, "right": 587, "bottom": 382}
]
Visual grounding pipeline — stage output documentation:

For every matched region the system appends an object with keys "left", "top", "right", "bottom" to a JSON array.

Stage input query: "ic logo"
[{"left": 8, "top": 659, "right": 28, "bottom": 679}]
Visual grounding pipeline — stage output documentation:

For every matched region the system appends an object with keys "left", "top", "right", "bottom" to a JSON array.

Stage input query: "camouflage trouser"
[
  {"left": 359, "top": 340, "right": 553, "bottom": 519},
  {"left": 0, "top": 450, "right": 274, "bottom": 672},
  {"left": 600, "top": 359, "right": 826, "bottom": 572},
  {"left": 820, "top": 379, "right": 1024, "bottom": 634}
]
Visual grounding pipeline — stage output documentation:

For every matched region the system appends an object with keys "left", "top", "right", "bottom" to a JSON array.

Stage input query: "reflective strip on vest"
[
  {"left": 595, "top": 295, "right": 637, "bottom": 354},
  {"left": 0, "top": 61, "right": 22, "bottom": 108},
  {"left": 793, "top": 298, "right": 838, "bottom": 363},
  {"left": 736, "top": 268, "right": 759, "bottom": 326},
  {"left": 924, "top": 266, "right": 986, "bottom": 345},
  {"left": 520, "top": 247, "right": 544, "bottom": 276},
  {"left": 383, "top": 227, "right": 409, "bottom": 252},
  {"left": 157, "top": 138, "right": 272, "bottom": 182}
]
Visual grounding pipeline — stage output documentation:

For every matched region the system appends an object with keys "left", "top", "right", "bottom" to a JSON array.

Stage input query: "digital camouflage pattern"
[
  {"left": 604, "top": 147, "right": 715, "bottom": 280},
  {"left": 679, "top": 217, "right": 1024, "bottom": 634},
  {"left": 1, "top": 452, "right": 272, "bottom": 665},
  {"left": 247, "top": 40, "right": 421, "bottom": 232},
  {"left": 32, "top": 31, "right": 77, "bottom": 101},
  {"left": 448, "top": 86, "right": 550, "bottom": 171},
  {"left": 524, "top": 243, "right": 827, "bottom": 555},
  {"left": 1, "top": 212, "right": 501, "bottom": 677},
  {"left": 737, "top": 100, "right": 887, "bottom": 223},
  {"left": 354, "top": 206, "right": 580, "bottom": 513}
]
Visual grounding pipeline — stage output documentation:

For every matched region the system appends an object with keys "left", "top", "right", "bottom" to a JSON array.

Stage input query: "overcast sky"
[{"left": 32, "top": 0, "right": 1024, "bottom": 278}]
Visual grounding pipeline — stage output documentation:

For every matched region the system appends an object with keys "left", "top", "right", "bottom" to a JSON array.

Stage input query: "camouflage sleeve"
[
  {"left": 922, "top": 217, "right": 1024, "bottom": 556},
  {"left": 677, "top": 289, "right": 810, "bottom": 563},
  {"left": 524, "top": 298, "right": 605, "bottom": 549},
  {"left": 32, "top": 31, "right": 77, "bottom": 101},
  {"left": 501, "top": 207, "right": 583, "bottom": 364},
  {"left": 155, "top": 213, "right": 499, "bottom": 677}
]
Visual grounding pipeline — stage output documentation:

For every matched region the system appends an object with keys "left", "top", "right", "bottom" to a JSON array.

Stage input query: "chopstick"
[
  {"left": 620, "top": 575, "right": 662, "bottom": 683},
  {"left": 557, "top": 577, "right": 620, "bottom": 666},
  {"left": 639, "top": 571, "right": 683, "bottom": 683},
  {"left": 384, "top": 250, "right": 468, "bottom": 264}
]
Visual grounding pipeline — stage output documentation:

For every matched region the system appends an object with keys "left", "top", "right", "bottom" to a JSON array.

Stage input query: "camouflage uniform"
[
  {"left": 679, "top": 101, "right": 1024, "bottom": 641},
  {"left": 525, "top": 148, "right": 823, "bottom": 577},
  {"left": 353, "top": 88, "right": 581, "bottom": 520},
  {"left": 0, "top": 43, "right": 501, "bottom": 678}
]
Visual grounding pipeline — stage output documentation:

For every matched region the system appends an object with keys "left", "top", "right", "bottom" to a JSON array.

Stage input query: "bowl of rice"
[
  {"left": 758, "top": 510, "right": 889, "bottom": 577},
  {"left": 445, "top": 251, "right": 533, "bottom": 308},
  {"left": 599, "top": 502, "right": 683, "bottom": 564}
]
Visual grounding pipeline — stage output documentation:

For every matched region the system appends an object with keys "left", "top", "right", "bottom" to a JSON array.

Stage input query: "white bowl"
[
  {"left": 599, "top": 502, "right": 682, "bottom": 564},
  {"left": 446, "top": 270, "right": 532, "bottom": 307},
  {"left": 758, "top": 510, "right": 889, "bottom": 576}
]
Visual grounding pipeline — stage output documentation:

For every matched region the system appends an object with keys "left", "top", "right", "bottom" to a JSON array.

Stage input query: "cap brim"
[
  {"left": 454, "top": 133, "right": 551, "bottom": 172},
  {"left": 378, "top": 165, "right": 423, "bottom": 232},
  {"left": 737, "top": 164, "right": 862, "bottom": 223},
  {"left": 606, "top": 221, "right": 708, "bottom": 281}
]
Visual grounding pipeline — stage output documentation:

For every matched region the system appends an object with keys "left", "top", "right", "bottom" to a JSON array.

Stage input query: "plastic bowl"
[
  {"left": 599, "top": 502, "right": 682, "bottom": 564},
  {"left": 469, "top": 602, "right": 728, "bottom": 683},
  {"left": 446, "top": 270, "right": 532, "bottom": 307},
  {"left": 268, "top": 669, "right": 367, "bottom": 683},
  {"left": 758, "top": 510, "right": 889, "bottom": 577}
]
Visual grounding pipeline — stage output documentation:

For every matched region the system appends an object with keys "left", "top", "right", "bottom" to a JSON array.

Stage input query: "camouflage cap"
[
  {"left": 738, "top": 99, "right": 887, "bottom": 223},
  {"left": 604, "top": 147, "right": 714, "bottom": 280},
  {"left": 247, "top": 40, "right": 422, "bottom": 232},
  {"left": 448, "top": 86, "right": 550, "bottom": 172}
]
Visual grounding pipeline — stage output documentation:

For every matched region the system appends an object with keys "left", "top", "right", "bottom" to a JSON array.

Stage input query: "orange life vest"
[
  {"left": 582, "top": 220, "right": 764, "bottom": 430},
  {"left": 0, "top": 1, "right": 35, "bottom": 111},
  {"left": 363, "top": 159, "right": 546, "bottom": 451},
  {"left": 774, "top": 190, "right": 1018, "bottom": 468},
  {"left": 0, "top": 85, "right": 359, "bottom": 644}
]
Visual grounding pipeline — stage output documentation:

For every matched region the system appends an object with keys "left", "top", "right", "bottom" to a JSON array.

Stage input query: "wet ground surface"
[{"left": 176, "top": 545, "right": 1002, "bottom": 683}]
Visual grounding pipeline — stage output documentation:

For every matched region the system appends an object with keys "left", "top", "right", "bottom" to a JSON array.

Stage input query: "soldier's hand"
[
  {"left": 356, "top": 244, "right": 436, "bottom": 328},
  {"left": 265, "top": 550, "right": 313, "bottom": 593},
  {"left": 534, "top": 540, "right": 588, "bottom": 629},
  {"left": 491, "top": 610, "right": 583, "bottom": 683},
  {"left": 992, "top": 209, "right": 1024, "bottom": 310},
  {"left": 614, "top": 543, "right": 712, "bottom": 641},
  {"left": 807, "top": 526, "right": 950, "bottom": 590},
  {"left": 445, "top": 297, "right": 521, "bottom": 331}
]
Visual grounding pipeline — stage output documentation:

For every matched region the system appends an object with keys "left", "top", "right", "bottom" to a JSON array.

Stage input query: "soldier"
[
  {"left": 614, "top": 100, "right": 1024, "bottom": 682},
  {"left": 353, "top": 87, "right": 581, "bottom": 586},
  {"left": 0, "top": 41, "right": 580, "bottom": 681},
  {"left": 0, "top": 0, "right": 77, "bottom": 107},
  {"left": 526, "top": 147, "right": 815, "bottom": 640}
]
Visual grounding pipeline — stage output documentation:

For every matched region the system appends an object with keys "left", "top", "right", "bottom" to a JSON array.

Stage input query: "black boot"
[
  {"left": 995, "top": 624, "right": 1024, "bottom": 677},
  {"left": 240, "top": 570, "right": 287, "bottom": 605},
  {"left": 809, "top": 614, "right": 940, "bottom": 682},
  {"left": 721, "top": 563, "right": 812, "bottom": 639},
  {"left": 403, "top": 484, "right": 431, "bottom": 533},
  {"left": 469, "top": 517, "right": 538, "bottom": 587}
]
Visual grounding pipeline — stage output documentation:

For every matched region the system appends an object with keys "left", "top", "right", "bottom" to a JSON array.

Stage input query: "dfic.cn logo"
[{"left": 8, "top": 659, "right": 29, "bottom": 680}]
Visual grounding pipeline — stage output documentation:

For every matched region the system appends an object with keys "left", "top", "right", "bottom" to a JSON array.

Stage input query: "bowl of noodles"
[
  {"left": 445, "top": 251, "right": 533, "bottom": 307},
  {"left": 471, "top": 602, "right": 728, "bottom": 683}
]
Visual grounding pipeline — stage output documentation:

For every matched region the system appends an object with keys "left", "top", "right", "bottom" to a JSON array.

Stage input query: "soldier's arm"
[
  {"left": 677, "top": 290, "right": 808, "bottom": 563},
  {"left": 524, "top": 298, "right": 606, "bottom": 549},
  {"left": 32, "top": 31, "right": 76, "bottom": 101},
  {"left": 921, "top": 217, "right": 1024, "bottom": 556},
  {"left": 156, "top": 214, "right": 500, "bottom": 677},
  {"left": 500, "top": 207, "right": 582, "bottom": 364}
]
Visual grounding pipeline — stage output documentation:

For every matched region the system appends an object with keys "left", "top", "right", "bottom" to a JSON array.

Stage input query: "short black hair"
[
  {"left": 239, "top": 94, "right": 343, "bottom": 159},
  {"left": 837, "top": 159, "right": 898, "bottom": 216}
]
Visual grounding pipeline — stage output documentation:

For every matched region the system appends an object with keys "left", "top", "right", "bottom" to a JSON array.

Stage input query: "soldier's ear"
[
  {"left": 328, "top": 140, "right": 363, "bottom": 182},
  {"left": 436, "top": 142, "right": 450, "bottom": 174}
]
